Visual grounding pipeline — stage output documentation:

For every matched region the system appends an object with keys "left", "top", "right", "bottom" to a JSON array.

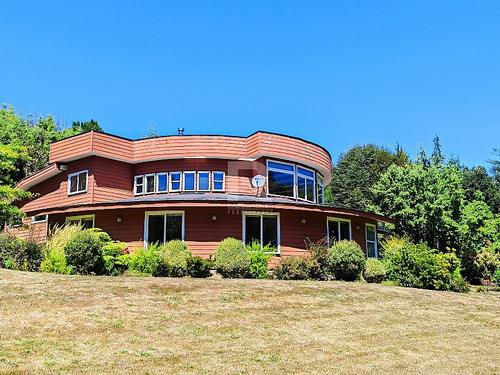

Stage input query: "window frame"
[
  {"left": 296, "top": 166, "right": 316, "bottom": 202},
  {"left": 32, "top": 214, "right": 48, "bottom": 224},
  {"left": 316, "top": 174, "right": 324, "bottom": 205},
  {"left": 169, "top": 171, "right": 182, "bottom": 192},
  {"left": 212, "top": 171, "right": 225, "bottom": 192},
  {"left": 365, "top": 223, "right": 378, "bottom": 259},
  {"left": 143, "top": 210, "right": 185, "bottom": 247},
  {"left": 156, "top": 172, "right": 169, "bottom": 193},
  {"left": 67, "top": 170, "right": 88, "bottom": 196},
  {"left": 183, "top": 171, "right": 196, "bottom": 192},
  {"left": 134, "top": 175, "right": 145, "bottom": 195},
  {"left": 242, "top": 211, "right": 280, "bottom": 254},
  {"left": 327, "top": 217, "right": 352, "bottom": 247},
  {"left": 197, "top": 171, "right": 211, "bottom": 192},
  {"left": 144, "top": 173, "right": 156, "bottom": 195},
  {"left": 266, "top": 159, "right": 296, "bottom": 199},
  {"left": 65, "top": 214, "right": 95, "bottom": 228}
]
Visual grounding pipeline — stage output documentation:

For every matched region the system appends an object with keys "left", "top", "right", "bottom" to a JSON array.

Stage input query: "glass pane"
[
  {"left": 157, "top": 174, "right": 167, "bottom": 192},
  {"left": 78, "top": 172, "right": 87, "bottom": 191},
  {"left": 268, "top": 161, "right": 294, "bottom": 171},
  {"left": 340, "top": 221, "right": 350, "bottom": 240},
  {"left": 148, "top": 215, "right": 165, "bottom": 244},
  {"left": 136, "top": 184, "right": 144, "bottom": 194},
  {"left": 306, "top": 179, "right": 314, "bottom": 201},
  {"left": 198, "top": 173, "right": 210, "bottom": 190},
  {"left": 297, "top": 176, "right": 306, "bottom": 199},
  {"left": 263, "top": 216, "right": 278, "bottom": 248},
  {"left": 329, "top": 220, "right": 339, "bottom": 243},
  {"left": 297, "top": 167, "right": 314, "bottom": 178},
  {"left": 213, "top": 172, "right": 224, "bottom": 181},
  {"left": 245, "top": 216, "right": 261, "bottom": 245},
  {"left": 268, "top": 170, "right": 294, "bottom": 197},
  {"left": 366, "top": 225, "right": 376, "bottom": 241},
  {"left": 184, "top": 173, "right": 195, "bottom": 190},
  {"left": 166, "top": 215, "right": 182, "bottom": 241},
  {"left": 317, "top": 185, "right": 324, "bottom": 204},
  {"left": 213, "top": 181, "right": 224, "bottom": 190},
  {"left": 70, "top": 175, "right": 78, "bottom": 193},
  {"left": 171, "top": 173, "right": 181, "bottom": 190},
  {"left": 146, "top": 175, "right": 155, "bottom": 193},
  {"left": 81, "top": 217, "right": 94, "bottom": 229},
  {"left": 367, "top": 242, "right": 376, "bottom": 258},
  {"left": 136, "top": 176, "right": 144, "bottom": 185},
  {"left": 171, "top": 172, "right": 181, "bottom": 181},
  {"left": 171, "top": 181, "right": 180, "bottom": 191}
]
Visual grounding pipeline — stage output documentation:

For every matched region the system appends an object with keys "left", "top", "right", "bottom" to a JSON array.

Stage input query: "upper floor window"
[
  {"left": 267, "top": 161, "right": 295, "bottom": 198},
  {"left": 297, "top": 167, "right": 315, "bottom": 202},
  {"left": 317, "top": 174, "right": 324, "bottom": 205},
  {"left": 68, "top": 170, "right": 88, "bottom": 195},
  {"left": 183, "top": 172, "right": 196, "bottom": 191},
  {"left": 212, "top": 171, "right": 225, "bottom": 191},
  {"left": 170, "top": 172, "right": 182, "bottom": 192},
  {"left": 156, "top": 173, "right": 168, "bottom": 193},
  {"left": 145, "top": 174, "right": 155, "bottom": 194},
  {"left": 198, "top": 172, "right": 210, "bottom": 191}
]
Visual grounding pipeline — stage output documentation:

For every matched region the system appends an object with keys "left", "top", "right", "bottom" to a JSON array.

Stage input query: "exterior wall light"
[
  {"left": 355, "top": 224, "right": 360, "bottom": 230},
  {"left": 211, "top": 214, "right": 218, "bottom": 221},
  {"left": 59, "top": 164, "right": 68, "bottom": 171},
  {"left": 301, "top": 217, "right": 307, "bottom": 224},
  {"left": 116, "top": 216, "right": 122, "bottom": 223}
]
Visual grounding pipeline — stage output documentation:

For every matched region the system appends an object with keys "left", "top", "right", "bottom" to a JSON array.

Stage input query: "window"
[
  {"left": 243, "top": 212, "right": 280, "bottom": 253},
  {"left": 32, "top": 215, "right": 47, "bottom": 223},
  {"left": 183, "top": 172, "right": 196, "bottom": 191},
  {"left": 156, "top": 173, "right": 168, "bottom": 193},
  {"left": 144, "top": 211, "right": 184, "bottom": 245},
  {"left": 198, "top": 172, "right": 210, "bottom": 191},
  {"left": 212, "top": 171, "right": 225, "bottom": 191},
  {"left": 297, "top": 167, "right": 315, "bottom": 202},
  {"left": 68, "top": 170, "right": 88, "bottom": 195},
  {"left": 327, "top": 218, "right": 351, "bottom": 246},
  {"left": 65, "top": 214, "right": 95, "bottom": 229},
  {"left": 267, "top": 161, "right": 295, "bottom": 198},
  {"left": 170, "top": 172, "right": 182, "bottom": 192},
  {"left": 134, "top": 175, "right": 144, "bottom": 195},
  {"left": 366, "top": 224, "right": 378, "bottom": 258},
  {"left": 316, "top": 174, "right": 324, "bottom": 205},
  {"left": 145, "top": 174, "right": 156, "bottom": 194}
]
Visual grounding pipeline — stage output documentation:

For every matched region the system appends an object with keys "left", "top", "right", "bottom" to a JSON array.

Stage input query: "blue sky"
[{"left": 1, "top": 1, "right": 499, "bottom": 167}]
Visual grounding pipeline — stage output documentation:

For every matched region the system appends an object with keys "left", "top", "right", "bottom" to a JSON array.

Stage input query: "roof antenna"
[{"left": 178, "top": 127, "right": 185, "bottom": 136}]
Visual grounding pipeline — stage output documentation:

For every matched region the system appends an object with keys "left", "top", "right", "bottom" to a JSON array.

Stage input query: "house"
[{"left": 9, "top": 130, "right": 391, "bottom": 259}]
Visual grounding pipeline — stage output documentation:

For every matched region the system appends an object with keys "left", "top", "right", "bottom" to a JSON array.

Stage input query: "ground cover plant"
[{"left": 0, "top": 268, "right": 499, "bottom": 374}]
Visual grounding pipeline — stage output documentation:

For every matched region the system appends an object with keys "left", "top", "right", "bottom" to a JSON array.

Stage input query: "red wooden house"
[{"left": 9, "top": 130, "right": 390, "bottom": 258}]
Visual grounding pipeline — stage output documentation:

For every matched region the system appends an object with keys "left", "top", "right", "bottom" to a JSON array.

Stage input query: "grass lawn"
[{"left": 0, "top": 269, "right": 499, "bottom": 374}]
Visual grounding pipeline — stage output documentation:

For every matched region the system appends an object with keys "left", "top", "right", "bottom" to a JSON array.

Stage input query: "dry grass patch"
[{"left": 0, "top": 269, "right": 499, "bottom": 374}]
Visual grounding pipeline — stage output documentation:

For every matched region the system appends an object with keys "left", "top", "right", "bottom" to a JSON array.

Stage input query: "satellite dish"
[{"left": 251, "top": 175, "right": 266, "bottom": 188}]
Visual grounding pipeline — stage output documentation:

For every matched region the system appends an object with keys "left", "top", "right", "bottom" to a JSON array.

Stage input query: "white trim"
[
  {"left": 242, "top": 211, "right": 280, "bottom": 254},
  {"left": 134, "top": 175, "right": 145, "bottom": 195},
  {"left": 156, "top": 172, "right": 169, "bottom": 193},
  {"left": 169, "top": 171, "right": 182, "bottom": 192},
  {"left": 296, "top": 165, "right": 316, "bottom": 202},
  {"left": 316, "top": 174, "right": 325, "bottom": 205},
  {"left": 144, "top": 210, "right": 185, "bottom": 247},
  {"left": 197, "top": 171, "right": 211, "bottom": 192},
  {"left": 31, "top": 214, "right": 48, "bottom": 224},
  {"left": 212, "top": 171, "right": 226, "bottom": 191},
  {"left": 183, "top": 171, "right": 196, "bottom": 191},
  {"left": 327, "top": 217, "right": 352, "bottom": 247},
  {"left": 266, "top": 159, "right": 296, "bottom": 199},
  {"left": 65, "top": 214, "right": 95, "bottom": 228},
  {"left": 365, "top": 223, "right": 378, "bottom": 259},
  {"left": 67, "top": 170, "right": 88, "bottom": 196},
  {"left": 144, "top": 173, "right": 156, "bottom": 194}
]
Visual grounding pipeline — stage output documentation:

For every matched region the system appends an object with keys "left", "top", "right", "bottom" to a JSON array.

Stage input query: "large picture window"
[
  {"left": 68, "top": 170, "right": 88, "bottom": 195},
  {"left": 366, "top": 224, "right": 378, "bottom": 258},
  {"left": 267, "top": 161, "right": 295, "bottom": 198},
  {"left": 66, "top": 214, "right": 95, "bottom": 229},
  {"left": 327, "top": 218, "right": 351, "bottom": 246},
  {"left": 145, "top": 211, "right": 184, "bottom": 245},
  {"left": 243, "top": 212, "right": 280, "bottom": 253}
]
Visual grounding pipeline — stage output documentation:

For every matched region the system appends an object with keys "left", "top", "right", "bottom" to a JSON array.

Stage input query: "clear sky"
[{"left": 1, "top": 1, "right": 499, "bottom": 167}]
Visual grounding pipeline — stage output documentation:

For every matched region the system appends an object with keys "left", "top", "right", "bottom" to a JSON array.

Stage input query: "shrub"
[
  {"left": 474, "top": 249, "right": 500, "bottom": 281},
  {"left": 274, "top": 256, "right": 321, "bottom": 280},
  {"left": 41, "top": 224, "right": 85, "bottom": 274},
  {"left": 13, "top": 240, "right": 43, "bottom": 272},
  {"left": 493, "top": 268, "right": 500, "bottom": 285},
  {"left": 160, "top": 240, "right": 192, "bottom": 277},
  {"left": 364, "top": 258, "right": 386, "bottom": 283},
  {"left": 0, "top": 234, "right": 19, "bottom": 269},
  {"left": 305, "top": 237, "right": 331, "bottom": 280},
  {"left": 327, "top": 240, "right": 366, "bottom": 281},
  {"left": 128, "top": 245, "right": 162, "bottom": 276},
  {"left": 382, "top": 236, "right": 469, "bottom": 293},
  {"left": 102, "top": 242, "right": 129, "bottom": 276},
  {"left": 214, "top": 238, "right": 251, "bottom": 278},
  {"left": 64, "top": 231, "right": 103, "bottom": 275},
  {"left": 247, "top": 242, "right": 275, "bottom": 279},
  {"left": 187, "top": 256, "right": 212, "bottom": 278}
]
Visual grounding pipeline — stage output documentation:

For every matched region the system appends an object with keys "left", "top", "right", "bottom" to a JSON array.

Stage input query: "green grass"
[{"left": 0, "top": 269, "right": 499, "bottom": 374}]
